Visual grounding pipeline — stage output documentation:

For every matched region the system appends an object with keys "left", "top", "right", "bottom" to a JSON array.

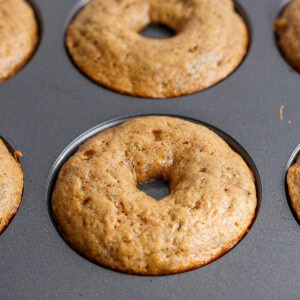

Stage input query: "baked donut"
[
  {"left": 274, "top": 0, "right": 300, "bottom": 71},
  {"left": 52, "top": 116, "right": 257, "bottom": 275},
  {"left": 287, "top": 155, "right": 300, "bottom": 220},
  {"left": 66, "top": 0, "right": 249, "bottom": 98},
  {"left": 0, "top": 139, "right": 24, "bottom": 233},
  {"left": 0, "top": 0, "right": 38, "bottom": 83}
]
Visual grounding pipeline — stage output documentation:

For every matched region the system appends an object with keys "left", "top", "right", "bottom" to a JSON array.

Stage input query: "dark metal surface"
[{"left": 0, "top": 0, "right": 299, "bottom": 299}]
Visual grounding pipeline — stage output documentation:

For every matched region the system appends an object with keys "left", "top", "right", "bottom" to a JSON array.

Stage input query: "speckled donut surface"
[
  {"left": 0, "top": 0, "right": 38, "bottom": 83},
  {"left": 52, "top": 116, "right": 257, "bottom": 275},
  {"left": 275, "top": 0, "right": 300, "bottom": 71},
  {"left": 287, "top": 155, "right": 300, "bottom": 220},
  {"left": 0, "top": 139, "right": 23, "bottom": 233},
  {"left": 66, "top": 0, "right": 248, "bottom": 98}
]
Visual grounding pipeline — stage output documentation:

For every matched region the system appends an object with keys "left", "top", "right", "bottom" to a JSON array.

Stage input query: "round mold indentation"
[
  {"left": 274, "top": 0, "right": 300, "bottom": 74},
  {"left": 63, "top": 0, "right": 252, "bottom": 98},
  {"left": 0, "top": 0, "right": 43, "bottom": 85},
  {"left": 46, "top": 114, "right": 262, "bottom": 274},
  {"left": 0, "top": 135, "right": 24, "bottom": 235},
  {"left": 285, "top": 144, "right": 300, "bottom": 226}
]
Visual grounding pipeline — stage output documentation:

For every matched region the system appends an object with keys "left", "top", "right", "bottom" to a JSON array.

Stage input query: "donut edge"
[
  {"left": 0, "top": 140, "right": 24, "bottom": 234},
  {"left": 0, "top": 0, "right": 39, "bottom": 84}
]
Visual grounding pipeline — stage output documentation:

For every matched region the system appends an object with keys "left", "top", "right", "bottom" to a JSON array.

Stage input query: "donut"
[
  {"left": 66, "top": 0, "right": 249, "bottom": 98},
  {"left": 287, "top": 155, "right": 300, "bottom": 220},
  {"left": 52, "top": 116, "right": 257, "bottom": 275},
  {"left": 0, "top": 0, "right": 38, "bottom": 83},
  {"left": 274, "top": 0, "right": 300, "bottom": 72},
  {"left": 0, "top": 139, "right": 24, "bottom": 233}
]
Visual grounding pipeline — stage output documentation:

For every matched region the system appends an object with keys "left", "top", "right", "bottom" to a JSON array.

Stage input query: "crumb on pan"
[
  {"left": 14, "top": 151, "right": 23, "bottom": 159},
  {"left": 280, "top": 105, "right": 285, "bottom": 122}
]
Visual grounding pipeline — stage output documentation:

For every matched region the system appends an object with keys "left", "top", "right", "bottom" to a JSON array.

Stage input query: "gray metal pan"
[{"left": 0, "top": 0, "right": 300, "bottom": 299}]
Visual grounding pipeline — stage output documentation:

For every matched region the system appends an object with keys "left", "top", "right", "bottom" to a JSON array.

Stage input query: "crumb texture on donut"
[
  {"left": 275, "top": 0, "right": 300, "bottom": 71},
  {"left": 287, "top": 155, "right": 300, "bottom": 220},
  {"left": 52, "top": 116, "right": 257, "bottom": 275},
  {"left": 0, "top": 139, "right": 24, "bottom": 233},
  {"left": 0, "top": 0, "right": 38, "bottom": 83},
  {"left": 66, "top": 0, "right": 248, "bottom": 98}
]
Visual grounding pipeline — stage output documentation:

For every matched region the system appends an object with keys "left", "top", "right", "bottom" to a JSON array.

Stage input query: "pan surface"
[{"left": 0, "top": 0, "right": 299, "bottom": 299}]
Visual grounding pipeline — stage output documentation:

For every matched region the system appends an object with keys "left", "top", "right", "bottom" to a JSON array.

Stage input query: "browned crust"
[
  {"left": 66, "top": 35, "right": 249, "bottom": 99},
  {"left": 0, "top": 139, "right": 24, "bottom": 234},
  {"left": 68, "top": 41, "right": 249, "bottom": 99},
  {"left": 58, "top": 218, "right": 255, "bottom": 276}
]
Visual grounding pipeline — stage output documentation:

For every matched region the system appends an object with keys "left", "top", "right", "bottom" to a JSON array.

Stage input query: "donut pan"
[{"left": 1, "top": 0, "right": 300, "bottom": 299}]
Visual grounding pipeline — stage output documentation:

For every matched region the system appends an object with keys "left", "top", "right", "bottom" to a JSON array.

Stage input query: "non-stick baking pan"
[{"left": 1, "top": 0, "right": 300, "bottom": 299}]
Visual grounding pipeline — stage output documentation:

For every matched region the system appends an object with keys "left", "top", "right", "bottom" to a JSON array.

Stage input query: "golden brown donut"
[
  {"left": 287, "top": 155, "right": 300, "bottom": 220},
  {"left": 274, "top": 0, "right": 300, "bottom": 71},
  {"left": 52, "top": 116, "right": 257, "bottom": 275},
  {"left": 0, "top": 0, "right": 38, "bottom": 83},
  {"left": 66, "top": 0, "right": 248, "bottom": 98},
  {"left": 0, "top": 139, "right": 24, "bottom": 233}
]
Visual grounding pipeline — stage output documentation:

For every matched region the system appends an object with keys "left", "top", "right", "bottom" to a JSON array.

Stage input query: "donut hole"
[
  {"left": 138, "top": 179, "right": 170, "bottom": 200},
  {"left": 139, "top": 23, "right": 176, "bottom": 39}
]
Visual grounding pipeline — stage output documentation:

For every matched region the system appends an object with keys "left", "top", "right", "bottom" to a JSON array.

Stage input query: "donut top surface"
[
  {"left": 66, "top": 0, "right": 248, "bottom": 98},
  {"left": 0, "top": 0, "right": 38, "bottom": 83},
  {"left": 287, "top": 155, "right": 300, "bottom": 220},
  {"left": 0, "top": 139, "right": 23, "bottom": 233},
  {"left": 52, "top": 116, "right": 257, "bottom": 275},
  {"left": 275, "top": 0, "right": 300, "bottom": 71}
]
